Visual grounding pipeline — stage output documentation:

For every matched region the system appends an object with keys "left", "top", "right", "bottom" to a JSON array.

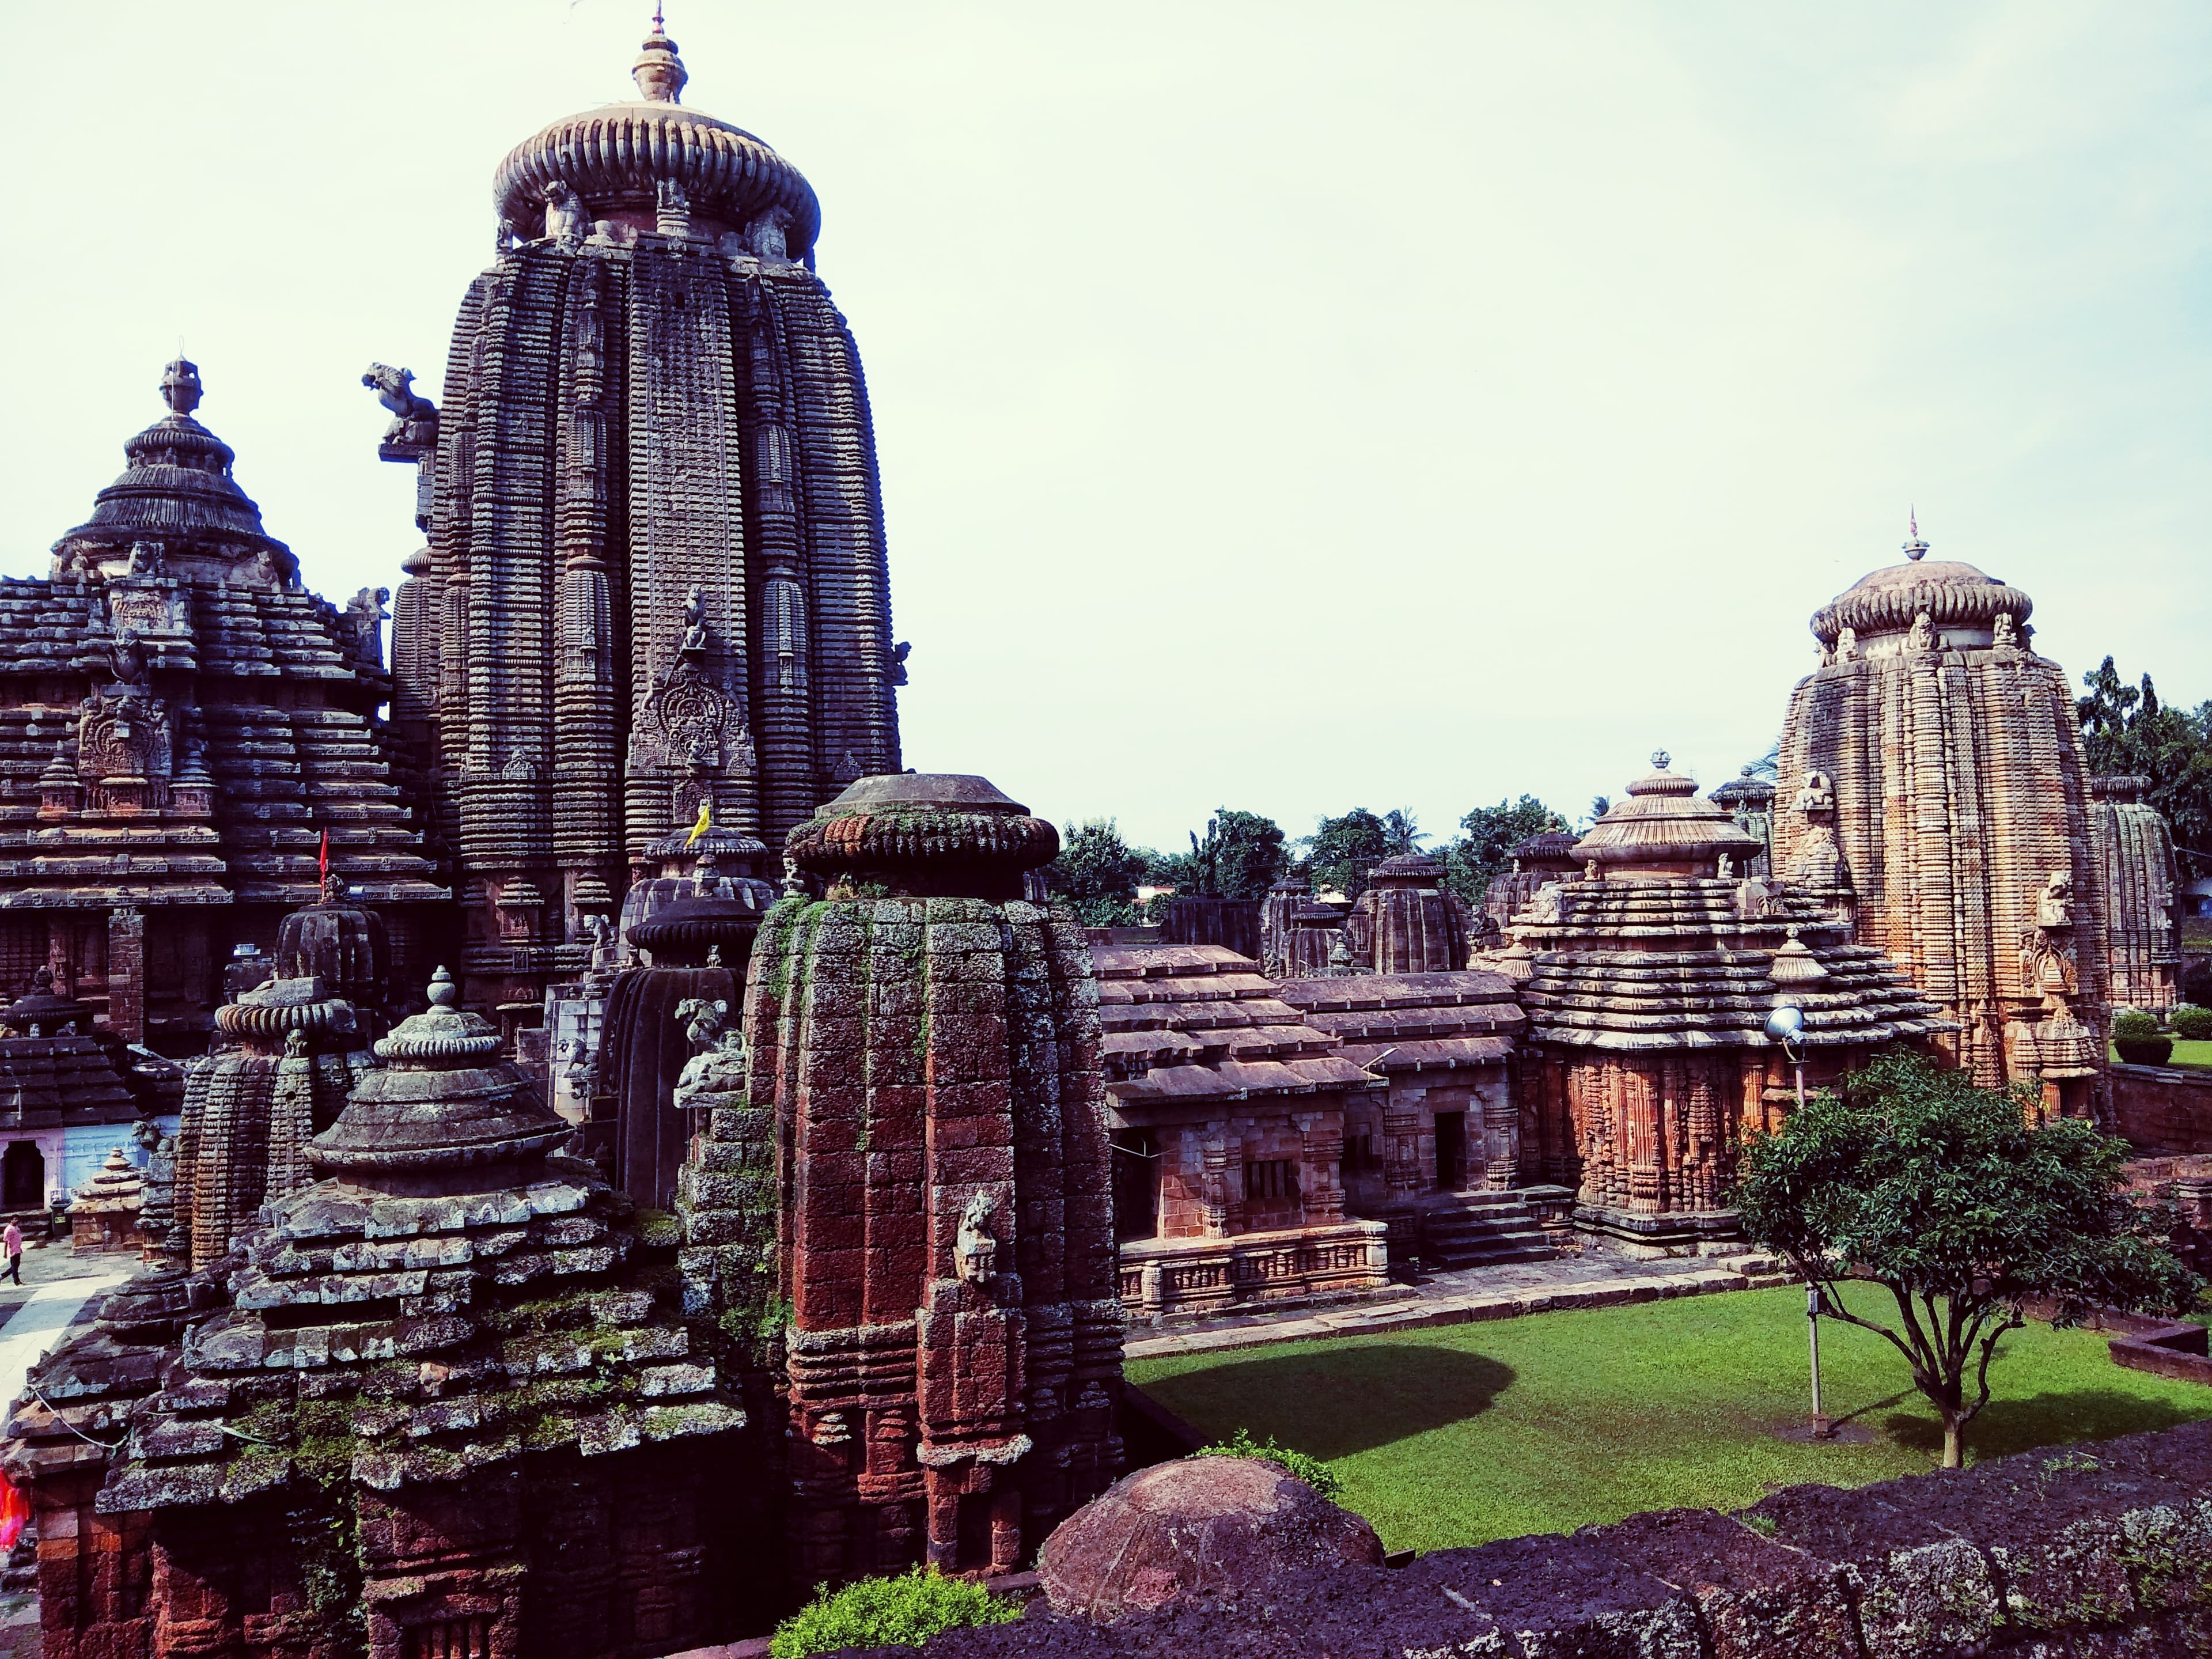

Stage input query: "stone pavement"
[{"left": 1124, "top": 1243, "right": 1794, "bottom": 1362}]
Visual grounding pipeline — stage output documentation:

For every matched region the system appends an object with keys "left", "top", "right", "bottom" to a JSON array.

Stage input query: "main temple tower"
[
  {"left": 1772, "top": 524, "right": 2108, "bottom": 1116},
  {"left": 395, "top": 19, "right": 902, "bottom": 1005}
]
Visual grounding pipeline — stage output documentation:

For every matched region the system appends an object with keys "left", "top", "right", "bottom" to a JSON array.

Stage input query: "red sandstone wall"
[{"left": 2110, "top": 1060, "right": 2212, "bottom": 1153}]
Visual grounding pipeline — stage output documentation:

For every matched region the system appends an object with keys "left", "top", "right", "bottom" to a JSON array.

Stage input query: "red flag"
[
  {"left": 318, "top": 828, "right": 329, "bottom": 884},
  {"left": 0, "top": 1467, "right": 27, "bottom": 1552}
]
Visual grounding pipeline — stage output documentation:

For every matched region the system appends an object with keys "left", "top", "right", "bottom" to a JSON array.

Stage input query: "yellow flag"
[{"left": 685, "top": 799, "right": 712, "bottom": 848}]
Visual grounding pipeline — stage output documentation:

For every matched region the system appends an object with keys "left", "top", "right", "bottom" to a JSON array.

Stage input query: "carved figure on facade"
[
  {"left": 542, "top": 179, "right": 590, "bottom": 251},
  {"left": 78, "top": 690, "right": 172, "bottom": 784},
  {"left": 108, "top": 628, "right": 151, "bottom": 695},
  {"left": 955, "top": 1192, "right": 1000, "bottom": 1286},
  {"left": 360, "top": 363, "right": 438, "bottom": 450},
  {"left": 1834, "top": 626, "right": 1858, "bottom": 661},
  {"left": 344, "top": 585, "right": 390, "bottom": 669},
  {"left": 1993, "top": 610, "right": 2020, "bottom": 650},
  {"left": 2021, "top": 927, "right": 2078, "bottom": 998},
  {"left": 892, "top": 640, "right": 911, "bottom": 686},
  {"left": 2037, "top": 870, "right": 2075, "bottom": 930},
  {"left": 1907, "top": 609, "right": 1936, "bottom": 654},
  {"left": 656, "top": 176, "right": 692, "bottom": 237},
  {"left": 1794, "top": 769, "right": 1835, "bottom": 819},
  {"left": 681, "top": 584, "right": 711, "bottom": 654}
]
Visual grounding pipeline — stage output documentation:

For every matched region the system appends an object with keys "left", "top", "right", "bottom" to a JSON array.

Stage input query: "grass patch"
[
  {"left": 1128, "top": 1286, "right": 2212, "bottom": 1553},
  {"left": 2110, "top": 1039, "right": 2212, "bottom": 1068}
]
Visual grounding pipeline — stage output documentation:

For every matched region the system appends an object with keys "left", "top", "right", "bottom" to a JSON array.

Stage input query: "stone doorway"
[
  {"left": 1, "top": 1142, "right": 41, "bottom": 1210},
  {"left": 1110, "top": 1130, "right": 1160, "bottom": 1242},
  {"left": 1435, "top": 1111, "right": 1466, "bottom": 1192}
]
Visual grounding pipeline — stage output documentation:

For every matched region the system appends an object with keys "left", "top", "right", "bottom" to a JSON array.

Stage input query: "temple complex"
[
  {"left": 391, "top": 17, "right": 903, "bottom": 1013},
  {"left": 1343, "top": 853, "right": 1472, "bottom": 973},
  {"left": 12, "top": 3, "right": 2211, "bottom": 1649},
  {"left": 0, "top": 361, "right": 443, "bottom": 1055},
  {"left": 2092, "top": 775, "right": 2181, "bottom": 1013},
  {"left": 1774, "top": 525, "right": 2111, "bottom": 1113},
  {"left": 1508, "top": 756, "right": 1952, "bottom": 1250}
]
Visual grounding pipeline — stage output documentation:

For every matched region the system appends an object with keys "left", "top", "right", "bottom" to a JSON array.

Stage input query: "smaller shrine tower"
[{"left": 694, "top": 774, "right": 1121, "bottom": 1585}]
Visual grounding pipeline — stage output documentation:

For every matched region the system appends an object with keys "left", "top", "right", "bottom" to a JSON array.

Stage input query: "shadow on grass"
[
  {"left": 1880, "top": 1389, "right": 2210, "bottom": 1463},
  {"left": 1143, "top": 1344, "right": 1516, "bottom": 1460}
]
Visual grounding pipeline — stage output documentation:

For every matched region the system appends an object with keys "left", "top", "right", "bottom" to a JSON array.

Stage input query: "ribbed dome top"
[
  {"left": 55, "top": 360, "right": 294, "bottom": 578},
  {"left": 1810, "top": 531, "right": 2034, "bottom": 649},
  {"left": 786, "top": 773, "right": 1059, "bottom": 899},
  {"left": 493, "top": 22, "right": 821, "bottom": 252},
  {"left": 1572, "top": 753, "right": 1763, "bottom": 874},
  {"left": 308, "top": 969, "right": 569, "bottom": 1179}
]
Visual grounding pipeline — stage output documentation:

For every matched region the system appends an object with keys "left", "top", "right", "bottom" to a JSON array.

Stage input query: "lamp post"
[
  {"left": 1764, "top": 1003, "right": 1830, "bottom": 1437},
  {"left": 1764, "top": 1003, "right": 1806, "bottom": 1111}
]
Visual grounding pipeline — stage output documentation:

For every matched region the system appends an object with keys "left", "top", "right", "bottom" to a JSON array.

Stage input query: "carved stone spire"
[{"left": 633, "top": 8, "right": 689, "bottom": 103}]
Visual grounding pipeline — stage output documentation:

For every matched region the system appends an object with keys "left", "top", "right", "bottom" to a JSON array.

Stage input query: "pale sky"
[{"left": 3, "top": 3, "right": 2207, "bottom": 854}]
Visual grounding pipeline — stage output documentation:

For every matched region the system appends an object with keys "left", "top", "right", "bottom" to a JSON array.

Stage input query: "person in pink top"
[{"left": 3, "top": 1220, "right": 20, "bottom": 1285}]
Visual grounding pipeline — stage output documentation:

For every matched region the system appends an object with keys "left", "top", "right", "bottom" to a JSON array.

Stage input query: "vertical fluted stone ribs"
[
  {"left": 2094, "top": 786, "right": 2180, "bottom": 1012},
  {"left": 741, "top": 889, "right": 1117, "bottom": 1584},
  {"left": 424, "top": 244, "right": 902, "bottom": 958},
  {"left": 1776, "top": 647, "right": 2109, "bottom": 1087}
]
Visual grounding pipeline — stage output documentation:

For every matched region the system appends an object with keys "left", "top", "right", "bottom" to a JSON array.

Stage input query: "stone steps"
[{"left": 1420, "top": 1191, "right": 1559, "bottom": 1270}]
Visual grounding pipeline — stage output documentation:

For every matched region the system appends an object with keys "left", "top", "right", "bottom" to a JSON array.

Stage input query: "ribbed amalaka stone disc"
[{"left": 786, "top": 772, "right": 1060, "bottom": 898}]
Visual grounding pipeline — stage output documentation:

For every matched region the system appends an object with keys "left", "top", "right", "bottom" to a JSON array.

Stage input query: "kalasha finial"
[
  {"left": 1904, "top": 507, "right": 1929, "bottom": 561},
  {"left": 1652, "top": 750, "right": 1671, "bottom": 770},
  {"left": 634, "top": 4, "right": 688, "bottom": 103},
  {"left": 160, "top": 358, "right": 202, "bottom": 418},
  {"left": 426, "top": 966, "right": 459, "bottom": 1009}
]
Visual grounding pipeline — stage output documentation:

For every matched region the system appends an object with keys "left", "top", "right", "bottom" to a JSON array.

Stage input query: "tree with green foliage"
[
  {"left": 1046, "top": 817, "right": 1153, "bottom": 926},
  {"left": 1734, "top": 1053, "right": 2200, "bottom": 1469},
  {"left": 770, "top": 1565, "right": 1022, "bottom": 1657},
  {"left": 1162, "top": 808, "right": 1287, "bottom": 900},
  {"left": 2078, "top": 656, "right": 2212, "bottom": 859},
  {"left": 1442, "top": 796, "right": 1569, "bottom": 903},
  {"left": 1306, "top": 808, "right": 1390, "bottom": 899}
]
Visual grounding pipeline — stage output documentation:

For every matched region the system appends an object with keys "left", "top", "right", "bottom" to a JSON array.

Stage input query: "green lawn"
[
  {"left": 1128, "top": 1287, "right": 2212, "bottom": 1553},
  {"left": 2112, "top": 1039, "right": 2212, "bottom": 1067}
]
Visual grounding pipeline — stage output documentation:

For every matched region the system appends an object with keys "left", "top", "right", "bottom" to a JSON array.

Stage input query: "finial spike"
[
  {"left": 1903, "top": 505, "right": 1929, "bottom": 561},
  {"left": 634, "top": 6, "right": 687, "bottom": 101}
]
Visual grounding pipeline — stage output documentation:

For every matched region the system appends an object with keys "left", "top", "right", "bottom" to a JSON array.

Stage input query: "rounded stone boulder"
[{"left": 1039, "top": 1455, "right": 1384, "bottom": 1624}]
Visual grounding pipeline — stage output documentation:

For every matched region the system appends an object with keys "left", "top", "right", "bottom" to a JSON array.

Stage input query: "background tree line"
[{"left": 1046, "top": 797, "right": 1570, "bottom": 927}]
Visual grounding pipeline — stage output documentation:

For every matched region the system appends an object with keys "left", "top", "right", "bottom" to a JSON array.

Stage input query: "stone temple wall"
[{"left": 883, "top": 1416, "right": 2212, "bottom": 1658}]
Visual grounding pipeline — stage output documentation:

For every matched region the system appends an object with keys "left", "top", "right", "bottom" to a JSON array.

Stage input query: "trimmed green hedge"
[
  {"left": 2113, "top": 1009, "right": 2163, "bottom": 1041},
  {"left": 2171, "top": 1005, "right": 2212, "bottom": 1041}
]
